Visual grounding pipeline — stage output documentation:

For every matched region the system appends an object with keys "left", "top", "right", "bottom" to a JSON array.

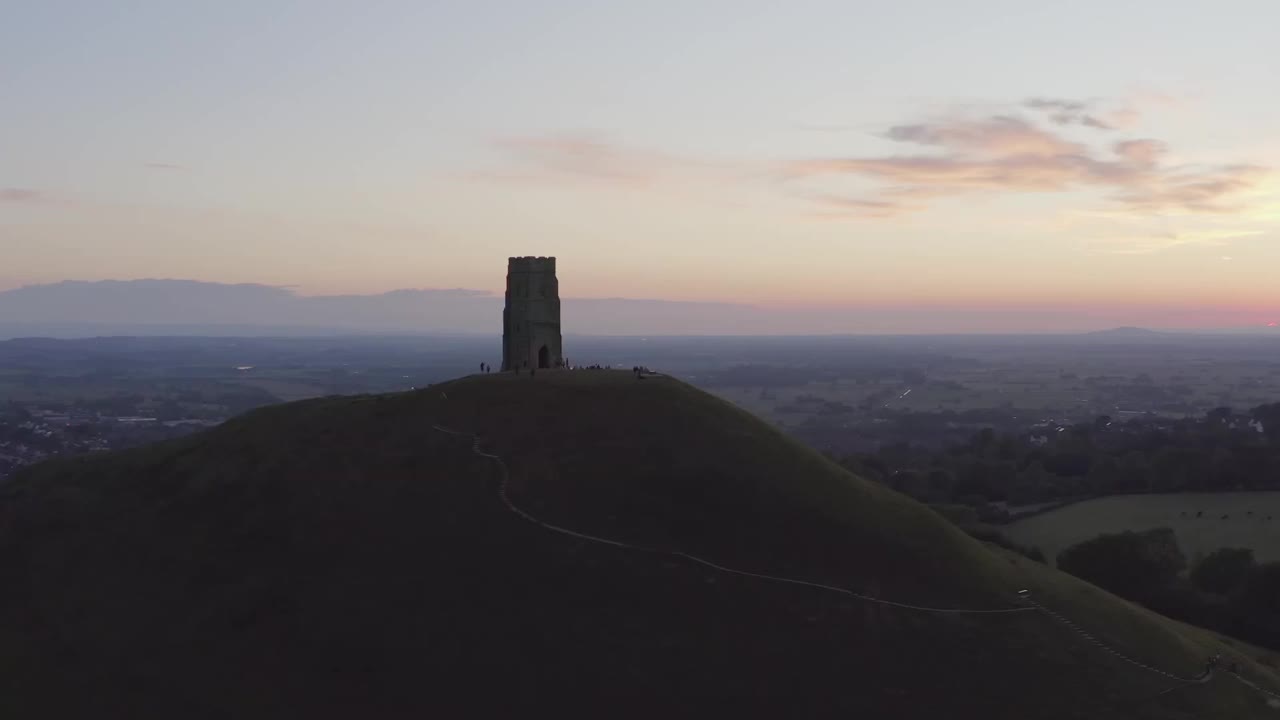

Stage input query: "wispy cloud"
[
  {"left": 785, "top": 101, "right": 1271, "bottom": 219},
  {"left": 884, "top": 115, "right": 1082, "bottom": 155},
  {"left": 1114, "top": 165, "right": 1269, "bottom": 215},
  {"left": 0, "top": 188, "right": 46, "bottom": 203},
  {"left": 489, "top": 134, "right": 679, "bottom": 187},
  {"left": 478, "top": 132, "right": 749, "bottom": 209},
  {"left": 1086, "top": 229, "right": 1265, "bottom": 254},
  {"left": 807, "top": 194, "right": 910, "bottom": 219},
  {"left": 1024, "top": 98, "right": 1088, "bottom": 113},
  {"left": 1112, "top": 139, "right": 1167, "bottom": 166},
  {"left": 1023, "top": 97, "right": 1122, "bottom": 130}
]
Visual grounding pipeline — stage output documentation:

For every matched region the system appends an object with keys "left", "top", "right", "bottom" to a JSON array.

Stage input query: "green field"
[{"left": 1007, "top": 492, "right": 1280, "bottom": 565}]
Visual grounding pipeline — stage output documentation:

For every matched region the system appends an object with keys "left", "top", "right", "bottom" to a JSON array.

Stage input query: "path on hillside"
[
  {"left": 433, "top": 424, "right": 1030, "bottom": 615},
  {"left": 429, "top": 422, "right": 1280, "bottom": 706}
]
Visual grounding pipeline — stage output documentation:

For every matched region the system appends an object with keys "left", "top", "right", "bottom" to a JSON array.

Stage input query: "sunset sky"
[{"left": 3, "top": 0, "right": 1278, "bottom": 332}]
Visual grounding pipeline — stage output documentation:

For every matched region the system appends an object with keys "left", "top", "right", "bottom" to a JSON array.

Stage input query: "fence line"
[
  {"left": 1231, "top": 671, "right": 1280, "bottom": 702},
  {"left": 1016, "top": 592, "right": 1210, "bottom": 684}
]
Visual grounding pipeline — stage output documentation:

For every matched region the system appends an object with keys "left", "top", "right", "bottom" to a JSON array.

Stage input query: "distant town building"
[{"left": 502, "top": 256, "right": 563, "bottom": 371}]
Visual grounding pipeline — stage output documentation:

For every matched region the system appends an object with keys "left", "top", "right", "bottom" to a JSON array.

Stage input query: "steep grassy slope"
[{"left": 2, "top": 371, "right": 1278, "bottom": 718}]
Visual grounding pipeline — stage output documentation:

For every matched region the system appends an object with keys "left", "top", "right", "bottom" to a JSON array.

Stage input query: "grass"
[
  {"left": 2, "top": 370, "right": 1278, "bottom": 718},
  {"left": 1007, "top": 493, "right": 1280, "bottom": 565}
]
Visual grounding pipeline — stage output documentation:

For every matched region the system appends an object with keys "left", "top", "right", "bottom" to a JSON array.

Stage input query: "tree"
[
  {"left": 1057, "top": 528, "right": 1186, "bottom": 602},
  {"left": 1207, "top": 406, "right": 1234, "bottom": 426},
  {"left": 1240, "top": 563, "right": 1280, "bottom": 615},
  {"left": 1115, "top": 451, "right": 1151, "bottom": 493},
  {"left": 969, "top": 428, "right": 997, "bottom": 458},
  {"left": 1150, "top": 446, "right": 1205, "bottom": 492},
  {"left": 926, "top": 468, "right": 956, "bottom": 500},
  {"left": 1010, "top": 460, "right": 1051, "bottom": 505},
  {"left": 1190, "top": 548, "right": 1255, "bottom": 596},
  {"left": 1251, "top": 402, "right": 1280, "bottom": 442}
]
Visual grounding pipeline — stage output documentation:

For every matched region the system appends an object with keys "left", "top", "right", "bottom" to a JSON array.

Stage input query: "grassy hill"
[{"left": 3, "top": 371, "right": 1279, "bottom": 718}]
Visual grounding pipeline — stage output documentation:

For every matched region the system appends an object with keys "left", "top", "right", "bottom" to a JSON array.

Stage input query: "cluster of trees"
[
  {"left": 801, "top": 407, "right": 1027, "bottom": 456},
  {"left": 840, "top": 403, "right": 1280, "bottom": 515},
  {"left": 1056, "top": 529, "right": 1280, "bottom": 650},
  {"left": 928, "top": 503, "right": 1047, "bottom": 563}
]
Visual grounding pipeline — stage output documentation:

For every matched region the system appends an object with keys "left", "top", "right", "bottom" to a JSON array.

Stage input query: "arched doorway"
[{"left": 537, "top": 345, "right": 550, "bottom": 369}]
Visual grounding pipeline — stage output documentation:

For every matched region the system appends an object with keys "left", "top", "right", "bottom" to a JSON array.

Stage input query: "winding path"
[
  {"left": 431, "top": 421, "right": 1280, "bottom": 704},
  {"left": 434, "top": 423, "right": 1033, "bottom": 615}
]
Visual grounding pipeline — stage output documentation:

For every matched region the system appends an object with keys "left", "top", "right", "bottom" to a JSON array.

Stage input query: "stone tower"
[{"left": 502, "top": 256, "right": 563, "bottom": 371}]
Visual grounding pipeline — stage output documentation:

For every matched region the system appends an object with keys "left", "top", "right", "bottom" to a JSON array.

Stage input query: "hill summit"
[{"left": 2, "top": 371, "right": 1278, "bottom": 718}]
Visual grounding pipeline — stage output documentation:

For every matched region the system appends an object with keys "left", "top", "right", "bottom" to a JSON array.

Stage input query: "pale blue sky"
[{"left": 3, "top": 0, "right": 1278, "bottom": 330}]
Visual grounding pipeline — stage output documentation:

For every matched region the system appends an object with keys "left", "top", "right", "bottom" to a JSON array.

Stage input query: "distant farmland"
[{"left": 1005, "top": 492, "right": 1280, "bottom": 566}]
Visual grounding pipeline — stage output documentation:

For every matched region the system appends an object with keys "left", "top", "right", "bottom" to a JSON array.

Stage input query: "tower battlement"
[
  {"left": 507, "top": 256, "right": 557, "bottom": 272},
  {"left": 501, "top": 257, "right": 563, "bottom": 371}
]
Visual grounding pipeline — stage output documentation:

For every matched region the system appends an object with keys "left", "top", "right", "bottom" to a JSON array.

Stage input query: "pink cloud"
[
  {"left": 1100, "top": 107, "right": 1142, "bottom": 130},
  {"left": 1115, "top": 164, "right": 1269, "bottom": 214},
  {"left": 1025, "top": 98, "right": 1088, "bottom": 113},
  {"left": 1113, "top": 139, "right": 1167, "bottom": 167},
  {"left": 786, "top": 104, "right": 1271, "bottom": 218},
  {"left": 808, "top": 194, "right": 911, "bottom": 219},
  {"left": 492, "top": 134, "right": 672, "bottom": 187},
  {"left": 885, "top": 115, "right": 1083, "bottom": 156},
  {"left": 482, "top": 133, "right": 745, "bottom": 206},
  {"left": 0, "top": 188, "right": 45, "bottom": 203}
]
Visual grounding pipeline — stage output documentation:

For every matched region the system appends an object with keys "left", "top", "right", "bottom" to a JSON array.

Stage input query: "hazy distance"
[{"left": 3, "top": 279, "right": 1279, "bottom": 338}]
